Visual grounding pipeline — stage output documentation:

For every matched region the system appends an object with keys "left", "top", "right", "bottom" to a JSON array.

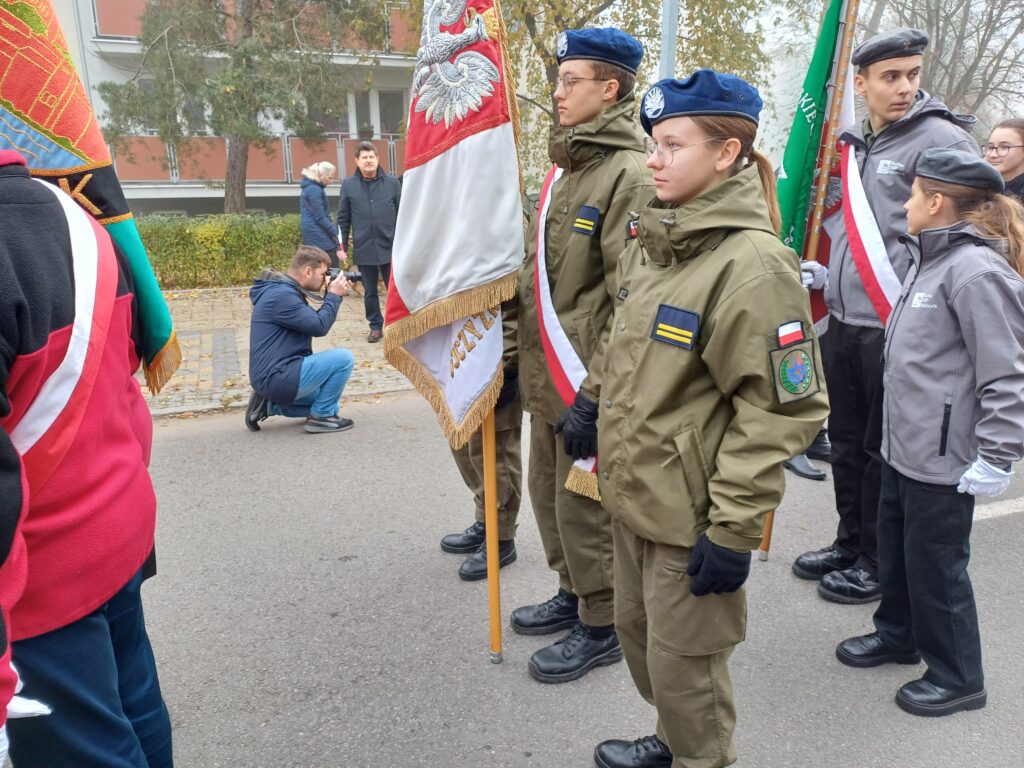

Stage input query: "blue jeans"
[
  {"left": 269, "top": 348, "right": 354, "bottom": 419},
  {"left": 7, "top": 569, "right": 173, "bottom": 768},
  {"left": 359, "top": 263, "right": 390, "bottom": 331}
]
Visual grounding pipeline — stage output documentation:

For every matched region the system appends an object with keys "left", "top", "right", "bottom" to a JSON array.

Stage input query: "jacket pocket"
[
  {"left": 572, "top": 309, "right": 597, "bottom": 359},
  {"left": 938, "top": 396, "right": 953, "bottom": 457},
  {"left": 671, "top": 425, "right": 711, "bottom": 521}
]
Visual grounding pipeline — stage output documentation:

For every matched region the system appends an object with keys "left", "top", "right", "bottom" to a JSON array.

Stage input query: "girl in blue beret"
[{"left": 592, "top": 69, "right": 828, "bottom": 768}]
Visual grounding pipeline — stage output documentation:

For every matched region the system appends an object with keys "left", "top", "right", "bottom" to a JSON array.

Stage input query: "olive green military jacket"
[
  {"left": 597, "top": 166, "right": 830, "bottom": 552},
  {"left": 517, "top": 95, "right": 654, "bottom": 425}
]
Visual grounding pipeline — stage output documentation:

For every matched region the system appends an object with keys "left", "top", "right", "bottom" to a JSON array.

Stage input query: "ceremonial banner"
[
  {"left": 384, "top": 0, "right": 523, "bottom": 447},
  {"left": 0, "top": 0, "right": 180, "bottom": 393}
]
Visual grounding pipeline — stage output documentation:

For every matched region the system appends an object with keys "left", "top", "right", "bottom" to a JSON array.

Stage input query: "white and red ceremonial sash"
[
  {"left": 8, "top": 179, "right": 117, "bottom": 493},
  {"left": 840, "top": 143, "right": 902, "bottom": 324},
  {"left": 533, "top": 166, "right": 600, "bottom": 501},
  {"left": 383, "top": 0, "right": 524, "bottom": 447}
]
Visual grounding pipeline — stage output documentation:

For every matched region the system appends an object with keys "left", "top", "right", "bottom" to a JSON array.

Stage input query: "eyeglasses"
[
  {"left": 556, "top": 74, "right": 609, "bottom": 94},
  {"left": 643, "top": 136, "right": 723, "bottom": 166},
  {"left": 982, "top": 143, "right": 1024, "bottom": 157}
]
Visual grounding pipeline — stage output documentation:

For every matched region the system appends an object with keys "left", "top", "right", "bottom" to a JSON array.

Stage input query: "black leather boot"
[
  {"left": 528, "top": 623, "right": 623, "bottom": 683},
  {"left": 818, "top": 566, "right": 881, "bottom": 604},
  {"left": 457, "top": 540, "right": 516, "bottom": 581},
  {"left": 895, "top": 678, "right": 987, "bottom": 717},
  {"left": 835, "top": 632, "right": 921, "bottom": 668},
  {"left": 783, "top": 453, "right": 826, "bottom": 480},
  {"left": 792, "top": 546, "right": 856, "bottom": 580},
  {"left": 806, "top": 428, "right": 832, "bottom": 463},
  {"left": 440, "top": 521, "right": 485, "bottom": 554},
  {"left": 594, "top": 735, "right": 672, "bottom": 768},
  {"left": 510, "top": 589, "right": 579, "bottom": 635}
]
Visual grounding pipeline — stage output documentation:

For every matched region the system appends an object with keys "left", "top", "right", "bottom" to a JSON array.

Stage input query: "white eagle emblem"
[
  {"left": 412, "top": 0, "right": 500, "bottom": 128},
  {"left": 644, "top": 87, "right": 666, "bottom": 119},
  {"left": 557, "top": 32, "right": 568, "bottom": 58}
]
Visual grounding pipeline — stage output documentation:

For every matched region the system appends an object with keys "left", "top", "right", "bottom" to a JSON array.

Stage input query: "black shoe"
[
  {"left": 594, "top": 735, "right": 672, "bottom": 768},
  {"left": 836, "top": 632, "right": 921, "bottom": 668},
  {"left": 896, "top": 678, "right": 987, "bottom": 717},
  {"left": 806, "top": 429, "right": 832, "bottom": 463},
  {"left": 528, "top": 623, "right": 623, "bottom": 684},
  {"left": 245, "top": 391, "right": 269, "bottom": 431},
  {"left": 458, "top": 540, "right": 517, "bottom": 581},
  {"left": 792, "top": 546, "right": 856, "bottom": 580},
  {"left": 783, "top": 454, "right": 826, "bottom": 480},
  {"left": 304, "top": 414, "right": 354, "bottom": 433},
  {"left": 440, "top": 521, "right": 486, "bottom": 554},
  {"left": 818, "top": 566, "right": 881, "bottom": 604},
  {"left": 510, "top": 589, "right": 579, "bottom": 636}
]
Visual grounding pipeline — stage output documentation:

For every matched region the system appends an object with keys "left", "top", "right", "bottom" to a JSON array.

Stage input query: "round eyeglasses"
[
  {"left": 982, "top": 143, "right": 1024, "bottom": 157},
  {"left": 643, "top": 136, "right": 723, "bottom": 166}
]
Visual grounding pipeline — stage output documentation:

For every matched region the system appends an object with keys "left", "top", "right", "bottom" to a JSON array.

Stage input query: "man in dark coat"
[{"left": 337, "top": 142, "right": 402, "bottom": 343}]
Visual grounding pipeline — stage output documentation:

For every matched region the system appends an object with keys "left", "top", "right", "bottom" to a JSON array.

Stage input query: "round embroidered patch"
[{"left": 779, "top": 349, "right": 812, "bottom": 395}]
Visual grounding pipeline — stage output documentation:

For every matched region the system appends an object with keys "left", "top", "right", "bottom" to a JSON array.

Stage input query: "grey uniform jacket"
[
  {"left": 882, "top": 224, "right": 1024, "bottom": 485},
  {"left": 822, "top": 93, "right": 977, "bottom": 329}
]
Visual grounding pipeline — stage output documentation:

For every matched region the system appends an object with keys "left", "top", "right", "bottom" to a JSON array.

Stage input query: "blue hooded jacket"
[
  {"left": 299, "top": 178, "right": 339, "bottom": 255},
  {"left": 248, "top": 271, "right": 342, "bottom": 404}
]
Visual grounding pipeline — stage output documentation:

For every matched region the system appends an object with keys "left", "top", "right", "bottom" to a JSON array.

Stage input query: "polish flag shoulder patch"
[{"left": 777, "top": 321, "right": 805, "bottom": 348}]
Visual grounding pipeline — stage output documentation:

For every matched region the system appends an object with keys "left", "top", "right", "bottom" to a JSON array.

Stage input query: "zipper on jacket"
[
  {"left": 883, "top": 235, "right": 921, "bottom": 458},
  {"left": 938, "top": 398, "right": 952, "bottom": 457}
]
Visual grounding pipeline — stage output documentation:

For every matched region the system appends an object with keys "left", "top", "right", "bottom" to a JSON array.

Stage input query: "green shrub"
[{"left": 138, "top": 214, "right": 303, "bottom": 289}]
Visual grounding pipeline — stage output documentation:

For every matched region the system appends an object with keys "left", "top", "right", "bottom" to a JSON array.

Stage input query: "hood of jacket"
[
  {"left": 900, "top": 222, "right": 1009, "bottom": 267},
  {"left": 548, "top": 92, "right": 646, "bottom": 170},
  {"left": 250, "top": 270, "right": 303, "bottom": 305},
  {"left": 844, "top": 91, "right": 976, "bottom": 146},
  {"left": 300, "top": 177, "right": 325, "bottom": 191},
  {"left": 636, "top": 164, "right": 777, "bottom": 265}
]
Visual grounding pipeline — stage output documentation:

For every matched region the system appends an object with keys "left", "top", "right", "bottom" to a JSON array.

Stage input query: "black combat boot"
[
  {"left": 528, "top": 623, "right": 622, "bottom": 683},
  {"left": 510, "top": 589, "right": 579, "bottom": 635},
  {"left": 457, "top": 540, "right": 517, "bottom": 581},
  {"left": 792, "top": 546, "right": 856, "bottom": 580},
  {"left": 440, "top": 521, "right": 485, "bottom": 554},
  {"left": 594, "top": 735, "right": 672, "bottom": 768}
]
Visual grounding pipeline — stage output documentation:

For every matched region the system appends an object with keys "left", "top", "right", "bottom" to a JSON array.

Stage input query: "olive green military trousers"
[
  {"left": 449, "top": 400, "right": 523, "bottom": 541},
  {"left": 528, "top": 415, "right": 615, "bottom": 626},
  {"left": 612, "top": 519, "right": 744, "bottom": 768}
]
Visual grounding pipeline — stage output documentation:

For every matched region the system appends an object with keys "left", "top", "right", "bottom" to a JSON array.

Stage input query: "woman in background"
[{"left": 299, "top": 161, "right": 341, "bottom": 268}]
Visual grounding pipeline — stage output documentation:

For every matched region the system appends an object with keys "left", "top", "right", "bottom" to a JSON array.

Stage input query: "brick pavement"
[{"left": 142, "top": 286, "right": 413, "bottom": 416}]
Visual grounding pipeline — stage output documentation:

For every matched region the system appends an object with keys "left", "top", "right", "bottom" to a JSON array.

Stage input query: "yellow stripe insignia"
[
  {"left": 572, "top": 204, "right": 600, "bottom": 236},
  {"left": 650, "top": 305, "right": 700, "bottom": 350}
]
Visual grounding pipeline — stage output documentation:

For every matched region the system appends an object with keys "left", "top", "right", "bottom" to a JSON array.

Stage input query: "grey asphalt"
[{"left": 146, "top": 394, "right": 1024, "bottom": 768}]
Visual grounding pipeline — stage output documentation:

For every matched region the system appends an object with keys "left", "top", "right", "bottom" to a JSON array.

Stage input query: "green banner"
[{"left": 777, "top": 0, "right": 844, "bottom": 255}]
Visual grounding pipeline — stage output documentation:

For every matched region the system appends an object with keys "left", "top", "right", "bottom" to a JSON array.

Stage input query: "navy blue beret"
[
  {"left": 640, "top": 70, "right": 763, "bottom": 135},
  {"left": 556, "top": 28, "right": 643, "bottom": 75},
  {"left": 852, "top": 28, "right": 928, "bottom": 67},
  {"left": 915, "top": 147, "right": 1005, "bottom": 193}
]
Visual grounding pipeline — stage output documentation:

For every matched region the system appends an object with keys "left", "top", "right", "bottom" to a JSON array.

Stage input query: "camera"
[{"left": 327, "top": 268, "right": 362, "bottom": 284}]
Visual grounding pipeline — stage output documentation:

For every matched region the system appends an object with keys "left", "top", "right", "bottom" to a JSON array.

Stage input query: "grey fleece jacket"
[
  {"left": 882, "top": 223, "right": 1024, "bottom": 485},
  {"left": 822, "top": 92, "right": 978, "bottom": 328}
]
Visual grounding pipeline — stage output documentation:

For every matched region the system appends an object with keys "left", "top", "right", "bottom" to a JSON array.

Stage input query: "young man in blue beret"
[
  {"left": 793, "top": 28, "right": 978, "bottom": 605},
  {"left": 511, "top": 27, "right": 654, "bottom": 683}
]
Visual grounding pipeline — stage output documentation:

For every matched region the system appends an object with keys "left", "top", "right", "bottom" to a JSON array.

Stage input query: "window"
[
  {"left": 379, "top": 91, "right": 405, "bottom": 137},
  {"left": 307, "top": 98, "right": 349, "bottom": 135}
]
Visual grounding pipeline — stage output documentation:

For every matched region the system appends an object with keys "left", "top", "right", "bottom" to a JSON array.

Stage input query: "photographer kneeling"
[{"left": 245, "top": 245, "right": 356, "bottom": 434}]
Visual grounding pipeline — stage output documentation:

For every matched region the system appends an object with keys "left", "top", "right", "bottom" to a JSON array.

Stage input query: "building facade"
[{"left": 52, "top": 0, "right": 417, "bottom": 215}]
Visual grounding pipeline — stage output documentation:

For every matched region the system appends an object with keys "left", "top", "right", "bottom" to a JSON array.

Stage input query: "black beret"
[
  {"left": 556, "top": 28, "right": 643, "bottom": 75},
  {"left": 852, "top": 28, "right": 928, "bottom": 68},
  {"left": 640, "top": 70, "right": 763, "bottom": 135},
  {"left": 915, "top": 147, "right": 1005, "bottom": 193}
]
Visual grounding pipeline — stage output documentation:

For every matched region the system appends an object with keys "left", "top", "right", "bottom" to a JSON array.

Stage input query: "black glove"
[
  {"left": 495, "top": 367, "right": 519, "bottom": 410},
  {"left": 553, "top": 391, "right": 599, "bottom": 461},
  {"left": 686, "top": 533, "right": 751, "bottom": 596}
]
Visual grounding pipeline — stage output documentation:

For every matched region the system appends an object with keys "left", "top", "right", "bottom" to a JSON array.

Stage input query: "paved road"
[{"left": 145, "top": 394, "right": 1024, "bottom": 768}]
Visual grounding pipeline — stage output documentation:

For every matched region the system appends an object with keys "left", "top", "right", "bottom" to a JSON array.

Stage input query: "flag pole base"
[{"left": 489, "top": 651, "right": 503, "bottom": 665}]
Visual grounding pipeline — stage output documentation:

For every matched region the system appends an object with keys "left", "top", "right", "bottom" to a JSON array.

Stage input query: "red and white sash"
[
  {"left": 8, "top": 180, "right": 117, "bottom": 493},
  {"left": 840, "top": 143, "right": 902, "bottom": 324},
  {"left": 533, "top": 166, "right": 600, "bottom": 501}
]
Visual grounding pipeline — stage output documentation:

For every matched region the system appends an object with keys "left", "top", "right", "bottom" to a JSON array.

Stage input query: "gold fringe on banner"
[
  {"left": 143, "top": 331, "right": 182, "bottom": 395},
  {"left": 565, "top": 465, "right": 602, "bottom": 502}
]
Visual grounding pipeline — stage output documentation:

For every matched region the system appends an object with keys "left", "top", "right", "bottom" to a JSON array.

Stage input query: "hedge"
[{"left": 137, "top": 214, "right": 304, "bottom": 289}]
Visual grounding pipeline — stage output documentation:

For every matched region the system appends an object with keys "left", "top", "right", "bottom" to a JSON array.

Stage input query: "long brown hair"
[
  {"left": 690, "top": 114, "right": 782, "bottom": 234},
  {"left": 918, "top": 177, "right": 1024, "bottom": 276}
]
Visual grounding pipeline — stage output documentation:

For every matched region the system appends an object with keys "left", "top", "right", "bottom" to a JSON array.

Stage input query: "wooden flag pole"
[
  {"left": 803, "top": 0, "right": 860, "bottom": 262},
  {"left": 758, "top": 510, "right": 776, "bottom": 562},
  {"left": 481, "top": 409, "right": 503, "bottom": 663}
]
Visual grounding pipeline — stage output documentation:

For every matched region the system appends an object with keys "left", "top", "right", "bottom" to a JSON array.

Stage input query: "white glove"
[
  {"left": 957, "top": 456, "right": 1013, "bottom": 497},
  {"left": 1, "top": 723, "right": 8, "bottom": 766},
  {"left": 800, "top": 260, "right": 828, "bottom": 290}
]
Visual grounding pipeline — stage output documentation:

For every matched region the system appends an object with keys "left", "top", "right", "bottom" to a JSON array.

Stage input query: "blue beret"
[
  {"left": 556, "top": 28, "right": 643, "bottom": 75},
  {"left": 852, "top": 28, "right": 928, "bottom": 67},
  {"left": 915, "top": 147, "right": 1005, "bottom": 193},
  {"left": 640, "top": 70, "right": 763, "bottom": 135}
]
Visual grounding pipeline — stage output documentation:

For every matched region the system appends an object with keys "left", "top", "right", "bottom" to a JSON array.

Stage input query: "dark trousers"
[
  {"left": 359, "top": 262, "right": 391, "bottom": 331},
  {"left": 7, "top": 569, "right": 173, "bottom": 767},
  {"left": 821, "top": 319, "right": 884, "bottom": 574},
  {"left": 872, "top": 463, "right": 983, "bottom": 691}
]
